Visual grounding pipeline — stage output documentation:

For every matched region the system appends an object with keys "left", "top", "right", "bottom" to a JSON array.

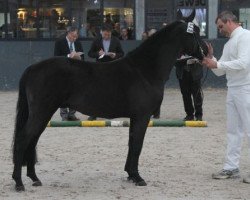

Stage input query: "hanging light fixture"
[{"left": 87, "top": 0, "right": 98, "bottom": 4}]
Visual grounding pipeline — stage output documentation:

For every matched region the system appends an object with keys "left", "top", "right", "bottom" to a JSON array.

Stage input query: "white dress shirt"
[
  {"left": 66, "top": 36, "right": 75, "bottom": 52},
  {"left": 212, "top": 26, "right": 250, "bottom": 87},
  {"left": 102, "top": 39, "right": 111, "bottom": 53}
]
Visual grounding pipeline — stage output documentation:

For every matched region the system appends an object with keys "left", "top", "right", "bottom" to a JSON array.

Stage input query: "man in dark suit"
[
  {"left": 175, "top": 55, "right": 203, "bottom": 121},
  {"left": 88, "top": 24, "right": 124, "bottom": 63},
  {"left": 87, "top": 24, "right": 124, "bottom": 120},
  {"left": 54, "top": 26, "right": 84, "bottom": 121}
]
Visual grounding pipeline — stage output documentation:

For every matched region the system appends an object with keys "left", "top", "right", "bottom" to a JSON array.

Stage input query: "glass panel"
[
  {"left": 145, "top": 0, "right": 176, "bottom": 32},
  {"left": 16, "top": 0, "right": 37, "bottom": 38},
  {"left": 71, "top": 0, "right": 101, "bottom": 38},
  {"left": 8, "top": 1, "right": 18, "bottom": 39},
  {"left": 239, "top": 8, "right": 250, "bottom": 30},
  {"left": 0, "top": 1, "right": 6, "bottom": 38},
  {"left": 104, "top": 0, "right": 134, "bottom": 39},
  {"left": 146, "top": 8, "right": 168, "bottom": 30},
  {"left": 145, "top": 0, "right": 169, "bottom": 31},
  {"left": 220, "top": 0, "right": 250, "bottom": 10},
  {"left": 39, "top": 0, "right": 69, "bottom": 38},
  {"left": 179, "top": 8, "right": 207, "bottom": 37},
  {"left": 4, "top": 0, "right": 37, "bottom": 39},
  {"left": 6, "top": 0, "right": 103, "bottom": 39},
  {"left": 219, "top": 0, "right": 250, "bottom": 30}
]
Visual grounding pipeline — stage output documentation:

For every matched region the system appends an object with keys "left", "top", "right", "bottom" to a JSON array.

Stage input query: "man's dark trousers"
[{"left": 178, "top": 69, "right": 203, "bottom": 118}]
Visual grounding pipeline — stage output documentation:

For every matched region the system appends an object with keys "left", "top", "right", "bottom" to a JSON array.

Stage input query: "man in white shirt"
[{"left": 202, "top": 11, "right": 250, "bottom": 183}]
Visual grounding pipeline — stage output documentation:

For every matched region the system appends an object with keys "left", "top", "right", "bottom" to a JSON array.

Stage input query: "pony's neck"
[{"left": 126, "top": 24, "right": 182, "bottom": 84}]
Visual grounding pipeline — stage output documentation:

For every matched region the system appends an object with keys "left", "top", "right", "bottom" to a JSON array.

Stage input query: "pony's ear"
[
  {"left": 185, "top": 9, "right": 196, "bottom": 22},
  {"left": 176, "top": 9, "right": 183, "bottom": 21}
]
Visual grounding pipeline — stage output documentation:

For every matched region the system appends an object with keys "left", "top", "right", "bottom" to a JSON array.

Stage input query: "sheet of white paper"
[
  {"left": 176, "top": 56, "right": 193, "bottom": 61},
  {"left": 187, "top": 58, "right": 198, "bottom": 65},
  {"left": 98, "top": 54, "right": 105, "bottom": 59}
]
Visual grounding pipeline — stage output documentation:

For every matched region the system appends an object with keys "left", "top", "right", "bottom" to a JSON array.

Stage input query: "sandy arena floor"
[{"left": 0, "top": 89, "right": 250, "bottom": 200}]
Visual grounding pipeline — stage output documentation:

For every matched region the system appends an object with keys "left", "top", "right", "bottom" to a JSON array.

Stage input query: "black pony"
[{"left": 12, "top": 13, "right": 208, "bottom": 191}]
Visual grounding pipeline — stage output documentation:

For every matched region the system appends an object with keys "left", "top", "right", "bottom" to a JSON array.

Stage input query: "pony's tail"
[{"left": 12, "top": 74, "right": 30, "bottom": 166}]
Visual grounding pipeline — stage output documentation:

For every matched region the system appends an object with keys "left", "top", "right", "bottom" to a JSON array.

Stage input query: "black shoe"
[
  {"left": 212, "top": 169, "right": 240, "bottom": 179},
  {"left": 183, "top": 115, "right": 194, "bottom": 121},
  {"left": 196, "top": 116, "right": 203, "bottom": 121},
  {"left": 88, "top": 116, "right": 97, "bottom": 121},
  {"left": 68, "top": 115, "right": 80, "bottom": 121}
]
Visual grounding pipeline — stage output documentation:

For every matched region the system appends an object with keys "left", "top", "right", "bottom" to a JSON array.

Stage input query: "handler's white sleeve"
[
  {"left": 217, "top": 32, "right": 250, "bottom": 71},
  {"left": 211, "top": 56, "right": 226, "bottom": 76},
  {"left": 210, "top": 27, "right": 250, "bottom": 87}
]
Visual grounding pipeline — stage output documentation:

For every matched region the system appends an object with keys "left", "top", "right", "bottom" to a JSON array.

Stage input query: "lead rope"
[{"left": 191, "top": 33, "right": 208, "bottom": 112}]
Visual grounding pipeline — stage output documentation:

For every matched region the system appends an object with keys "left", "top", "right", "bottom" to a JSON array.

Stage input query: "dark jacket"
[
  {"left": 175, "top": 57, "right": 203, "bottom": 81},
  {"left": 88, "top": 36, "right": 124, "bottom": 62},
  {"left": 54, "top": 36, "right": 84, "bottom": 60}
]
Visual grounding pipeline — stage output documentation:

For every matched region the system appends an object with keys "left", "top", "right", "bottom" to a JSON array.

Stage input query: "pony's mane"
[{"left": 126, "top": 21, "right": 184, "bottom": 58}]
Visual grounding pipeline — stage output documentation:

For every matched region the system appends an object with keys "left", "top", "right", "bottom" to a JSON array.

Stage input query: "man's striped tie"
[{"left": 69, "top": 42, "right": 73, "bottom": 52}]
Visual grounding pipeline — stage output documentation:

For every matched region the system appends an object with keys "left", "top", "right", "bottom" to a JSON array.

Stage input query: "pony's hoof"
[
  {"left": 15, "top": 185, "right": 25, "bottom": 192},
  {"left": 32, "top": 180, "right": 42, "bottom": 186},
  {"left": 135, "top": 180, "right": 147, "bottom": 186},
  {"left": 127, "top": 175, "right": 147, "bottom": 186}
]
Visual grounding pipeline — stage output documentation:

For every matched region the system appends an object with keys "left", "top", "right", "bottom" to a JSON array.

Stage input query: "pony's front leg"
[{"left": 124, "top": 116, "right": 150, "bottom": 186}]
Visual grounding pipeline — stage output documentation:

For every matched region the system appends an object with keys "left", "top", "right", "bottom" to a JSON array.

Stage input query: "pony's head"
[{"left": 177, "top": 9, "right": 208, "bottom": 60}]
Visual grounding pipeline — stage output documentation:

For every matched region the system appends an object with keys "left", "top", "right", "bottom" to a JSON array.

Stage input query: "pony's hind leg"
[
  {"left": 25, "top": 110, "right": 55, "bottom": 187},
  {"left": 12, "top": 128, "right": 33, "bottom": 192},
  {"left": 26, "top": 136, "right": 42, "bottom": 186},
  {"left": 125, "top": 116, "right": 150, "bottom": 186},
  {"left": 13, "top": 109, "right": 54, "bottom": 191}
]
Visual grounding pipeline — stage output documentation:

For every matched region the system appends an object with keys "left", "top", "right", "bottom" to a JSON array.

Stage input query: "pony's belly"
[{"left": 72, "top": 103, "right": 130, "bottom": 119}]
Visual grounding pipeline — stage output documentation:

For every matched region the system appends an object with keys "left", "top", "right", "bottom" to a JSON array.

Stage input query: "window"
[
  {"left": 1, "top": 0, "right": 37, "bottom": 39},
  {"left": 239, "top": 8, "right": 250, "bottom": 30},
  {"left": 175, "top": 0, "right": 208, "bottom": 37},
  {"left": 16, "top": 0, "right": 37, "bottom": 38},
  {"left": 145, "top": 0, "right": 170, "bottom": 31},
  {"left": 103, "top": 0, "right": 134, "bottom": 39},
  {"left": 38, "top": 0, "right": 69, "bottom": 38},
  {"left": 72, "top": 0, "right": 102, "bottom": 38},
  {"left": 219, "top": 0, "right": 250, "bottom": 30},
  {"left": 179, "top": 8, "right": 207, "bottom": 37},
  {"left": 0, "top": 0, "right": 136, "bottom": 40},
  {"left": 0, "top": 1, "right": 7, "bottom": 38}
]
